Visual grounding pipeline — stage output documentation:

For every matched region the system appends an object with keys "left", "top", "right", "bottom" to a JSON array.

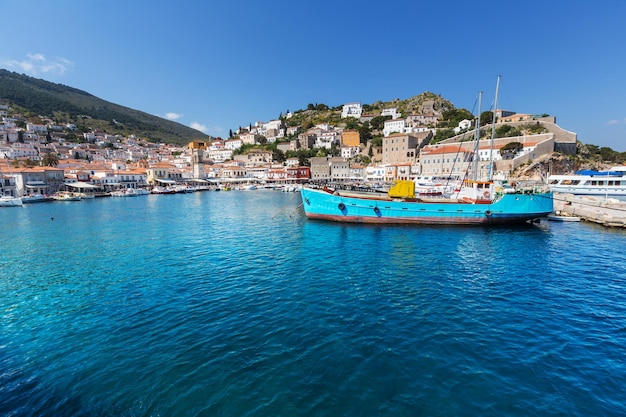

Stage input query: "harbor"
[{"left": 2, "top": 189, "right": 625, "bottom": 417}]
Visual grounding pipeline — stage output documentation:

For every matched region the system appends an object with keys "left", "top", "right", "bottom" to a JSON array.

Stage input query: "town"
[{"left": 0, "top": 98, "right": 577, "bottom": 200}]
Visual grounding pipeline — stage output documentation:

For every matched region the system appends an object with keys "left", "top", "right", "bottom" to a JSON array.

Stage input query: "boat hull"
[
  {"left": 300, "top": 187, "right": 553, "bottom": 225},
  {"left": 0, "top": 197, "right": 23, "bottom": 207}
]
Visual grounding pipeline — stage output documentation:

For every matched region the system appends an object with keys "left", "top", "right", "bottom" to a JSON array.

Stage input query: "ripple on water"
[{"left": 1, "top": 193, "right": 626, "bottom": 416}]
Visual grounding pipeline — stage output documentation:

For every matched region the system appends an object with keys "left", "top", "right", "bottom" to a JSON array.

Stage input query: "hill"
[
  {"left": 284, "top": 92, "right": 455, "bottom": 129},
  {"left": 0, "top": 69, "right": 210, "bottom": 145}
]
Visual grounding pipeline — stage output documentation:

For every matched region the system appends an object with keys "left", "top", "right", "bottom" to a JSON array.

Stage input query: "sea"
[{"left": 1, "top": 190, "right": 625, "bottom": 417}]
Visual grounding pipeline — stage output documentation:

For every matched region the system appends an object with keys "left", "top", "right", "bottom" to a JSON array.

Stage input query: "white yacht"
[{"left": 548, "top": 166, "right": 626, "bottom": 197}]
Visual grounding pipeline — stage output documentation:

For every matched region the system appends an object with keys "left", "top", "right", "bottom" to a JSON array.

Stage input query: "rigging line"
[
  {"left": 272, "top": 192, "right": 302, "bottom": 218},
  {"left": 288, "top": 202, "right": 305, "bottom": 217}
]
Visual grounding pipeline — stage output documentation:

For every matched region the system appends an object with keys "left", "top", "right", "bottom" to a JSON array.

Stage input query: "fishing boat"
[
  {"left": 300, "top": 180, "right": 553, "bottom": 225},
  {"left": 300, "top": 76, "right": 554, "bottom": 225},
  {"left": 548, "top": 167, "right": 626, "bottom": 197}
]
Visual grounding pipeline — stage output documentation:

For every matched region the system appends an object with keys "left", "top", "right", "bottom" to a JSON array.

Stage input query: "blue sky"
[{"left": 1, "top": 0, "right": 626, "bottom": 151}]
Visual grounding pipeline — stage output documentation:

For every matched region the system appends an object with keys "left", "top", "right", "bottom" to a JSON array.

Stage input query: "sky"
[{"left": 1, "top": 0, "right": 626, "bottom": 151}]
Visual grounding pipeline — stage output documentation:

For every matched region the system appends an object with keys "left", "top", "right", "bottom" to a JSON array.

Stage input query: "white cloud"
[
  {"left": 1, "top": 53, "right": 73, "bottom": 75},
  {"left": 190, "top": 122, "right": 208, "bottom": 133},
  {"left": 607, "top": 119, "right": 621, "bottom": 125},
  {"left": 164, "top": 112, "right": 183, "bottom": 120}
]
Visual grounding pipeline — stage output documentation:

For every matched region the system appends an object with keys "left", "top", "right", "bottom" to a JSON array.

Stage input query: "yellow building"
[
  {"left": 188, "top": 140, "right": 209, "bottom": 150},
  {"left": 341, "top": 130, "right": 360, "bottom": 147}
]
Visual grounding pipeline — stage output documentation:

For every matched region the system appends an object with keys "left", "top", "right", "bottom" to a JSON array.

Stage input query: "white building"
[
  {"left": 454, "top": 119, "right": 472, "bottom": 134},
  {"left": 383, "top": 119, "right": 406, "bottom": 137},
  {"left": 26, "top": 123, "right": 47, "bottom": 134},
  {"left": 365, "top": 165, "right": 385, "bottom": 182},
  {"left": 341, "top": 102, "right": 362, "bottom": 119},
  {"left": 315, "top": 130, "right": 340, "bottom": 149},
  {"left": 341, "top": 145, "right": 361, "bottom": 159},
  {"left": 381, "top": 108, "right": 401, "bottom": 119},
  {"left": 225, "top": 138, "right": 243, "bottom": 150}
]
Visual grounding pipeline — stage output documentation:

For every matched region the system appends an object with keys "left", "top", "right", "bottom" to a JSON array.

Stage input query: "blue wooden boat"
[{"left": 300, "top": 180, "right": 553, "bottom": 225}]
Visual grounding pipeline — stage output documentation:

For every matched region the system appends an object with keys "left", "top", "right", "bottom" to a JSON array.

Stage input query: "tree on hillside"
[
  {"left": 272, "top": 148, "right": 285, "bottom": 163},
  {"left": 479, "top": 111, "right": 494, "bottom": 126},
  {"left": 370, "top": 115, "right": 391, "bottom": 131},
  {"left": 344, "top": 118, "right": 359, "bottom": 130},
  {"left": 495, "top": 124, "right": 522, "bottom": 138},
  {"left": 500, "top": 142, "right": 523, "bottom": 159},
  {"left": 41, "top": 152, "right": 59, "bottom": 167},
  {"left": 439, "top": 109, "right": 474, "bottom": 128},
  {"left": 432, "top": 128, "right": 455, "bottom": 143},
  {"left": 358, "top": 122, "right": 372, "bottom": 144}
]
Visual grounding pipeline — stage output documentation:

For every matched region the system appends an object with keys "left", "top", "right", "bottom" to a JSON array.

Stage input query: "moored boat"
[
  {"left": 52, "top": 191, "right": 82, "bottom": 201},
  {"left": 0, "top": 195, "right": 23, "bottom": 207},
  {"left": 21, "top": 194, "right": 53, "bottom": 203},
  {"left": 548, "top": 166, "right": 626, "bottom": 197},
  {"left": 547, "top": 211, "right": 581, "bottom": 222},
  {"left": 300, "top": 180, "right": 553, "bottom": 225}
]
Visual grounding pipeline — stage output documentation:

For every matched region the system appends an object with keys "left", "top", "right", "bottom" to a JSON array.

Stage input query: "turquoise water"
[{"left": 1, "top": 191, "right": 625, "bottom": 416}]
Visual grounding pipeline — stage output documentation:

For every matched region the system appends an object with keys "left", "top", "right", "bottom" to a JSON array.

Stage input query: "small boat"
[
  {"left": 111, "top": 188, "right": 139, "bottom": 197},
  {"left": 52, "top": 191, "right": 81, "bottom": 201},
  {"left": 546, "top": 211, "right": 581, "bottom": 222},
  {"left": 21, "top": 194, "right": 52, "bottom": 204},
  {"left": 0, "top": 195, "right": 23, "bottom": 207},
  {"left": 151, "top": 186, "right": 176, "bottom": 194},
  {"left": 174, "top": 185, "right": 195, "bottom": 193}
]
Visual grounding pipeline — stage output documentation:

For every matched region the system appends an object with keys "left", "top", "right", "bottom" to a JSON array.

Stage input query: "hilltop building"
[{"left": 341, "top": 102, "right": 362, "bottom": 119}]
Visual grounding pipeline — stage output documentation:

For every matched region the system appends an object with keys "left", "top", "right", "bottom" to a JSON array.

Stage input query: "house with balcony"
[
  {"left": 341, "top": 102, "right": 362, "bottom": 119},
  {"left": 381, "top": 108, "right": 401, "bottom": 119},
  {"left": 7, "top": 166, "right": 66, "bottom": 195}
]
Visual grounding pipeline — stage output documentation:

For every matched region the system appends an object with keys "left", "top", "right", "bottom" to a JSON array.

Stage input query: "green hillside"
[{"left": 0, "top": 69, "right": 210, "bottom": 145}]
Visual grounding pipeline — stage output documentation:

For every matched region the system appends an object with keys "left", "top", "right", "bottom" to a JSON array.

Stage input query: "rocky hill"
[{"left": 0, "top": 69, "right": 211, "bottom": 145}]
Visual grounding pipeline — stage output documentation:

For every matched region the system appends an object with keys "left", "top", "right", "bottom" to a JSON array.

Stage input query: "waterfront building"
[
  {"left": 310, "top": 156, "right": 349, "bottom": 182},
  {"left": 6, "top": 166, "right": 65, "bottom": 195}
]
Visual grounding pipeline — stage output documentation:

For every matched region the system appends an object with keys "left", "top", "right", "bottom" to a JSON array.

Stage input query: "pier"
[{"left": 553, "top": 193, "right": 626, "bottom": 228}]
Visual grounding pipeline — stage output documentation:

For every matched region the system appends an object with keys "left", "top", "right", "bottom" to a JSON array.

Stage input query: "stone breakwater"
[{"left": 554, "top": 193, "right": 626, "bottom": 228}]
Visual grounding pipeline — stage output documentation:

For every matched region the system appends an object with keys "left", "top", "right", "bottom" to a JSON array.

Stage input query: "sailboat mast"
[
  {"left": 472, "top": 91, "right": 482, "bottom": 181},
  {"left": 488, "top": 75, "right": 501, "bottom": 181}
]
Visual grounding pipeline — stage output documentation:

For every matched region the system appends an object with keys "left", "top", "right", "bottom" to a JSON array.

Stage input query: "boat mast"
[
  {"left": 472, "top": 91, "right": 482, "bottom": 181},
  {"left": 488, "top": 75, "right": 501, "bottom": 181}
]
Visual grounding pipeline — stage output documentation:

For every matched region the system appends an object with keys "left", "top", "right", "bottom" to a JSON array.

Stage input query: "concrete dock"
[{"left": 553, "top": 193, "right": 626, "bottom": 228}]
